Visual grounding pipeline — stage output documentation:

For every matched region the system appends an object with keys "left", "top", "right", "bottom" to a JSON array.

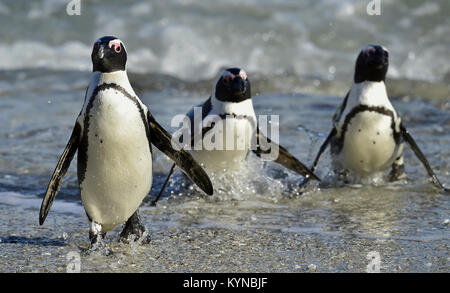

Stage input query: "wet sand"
[{"left": 1, "top": 187, "right": 448, "bottom": 273}]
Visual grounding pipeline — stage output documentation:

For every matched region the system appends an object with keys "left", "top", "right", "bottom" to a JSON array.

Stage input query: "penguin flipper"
[
  {"left": 332, "top": 91, "right": 349, "bottom": 123},
  {"left": 252, "top": 130, "right": 320, "bottom": 181},
  {"left": 147, "top": 112, "right": 213, "bottom": 195},
  {"left": 39, "top": 123, "right": 81, "bottom": 225},
  {"left": 400, "top": 124, "right": 449, "bottom": 193},
  {"left": 299, "top": 128, "right": 336, "bottom": 188}
]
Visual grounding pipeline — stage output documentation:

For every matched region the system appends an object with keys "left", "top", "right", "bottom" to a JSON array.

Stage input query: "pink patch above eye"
[{"left": 108, "top": 40, "right": 121, "bottom": 53}]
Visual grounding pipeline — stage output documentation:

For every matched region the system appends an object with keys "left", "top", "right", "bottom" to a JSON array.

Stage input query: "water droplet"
[{"left": 61, "top": 232, "right": 69, "bottom": 240}]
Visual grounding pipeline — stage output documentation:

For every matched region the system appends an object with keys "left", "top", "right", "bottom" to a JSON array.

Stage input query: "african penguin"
[
  {"left": 39, "top": 36, "right": 213, "bottom": 253},
  {"left": 300, "top": 45, "right": 448, "bottom": 192},
  {"left": 153, "top": 68, "right": 319, "bottom": 204},
  {"left": 187, "top": 68, "right": 257, "bottom": 172}
]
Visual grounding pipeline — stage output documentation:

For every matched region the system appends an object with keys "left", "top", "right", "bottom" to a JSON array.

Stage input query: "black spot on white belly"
[{"left": 333, "top": 105, "right": 401, "bottom": 154}]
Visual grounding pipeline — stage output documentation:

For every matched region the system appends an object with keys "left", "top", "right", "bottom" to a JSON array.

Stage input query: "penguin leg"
[
  {"left": 119, "top": 210, "right": 151, "bottom": 244},
  {"left": 388, "top": 154, "right": 406, "bottom": 182},
  {"left": 330, "top": 153, "right": 350, "bottom": 184},
  {"left": 335, "top": 168, "right": 350, "bottom": 184},
  {"left": 88, "top": 221, "right": 112, "bottom": 255}
]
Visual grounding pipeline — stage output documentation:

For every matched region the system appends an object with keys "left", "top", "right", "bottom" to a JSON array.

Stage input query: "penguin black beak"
[
  {"left": 368, "top": 58, "right": 388, "bottom": 69},
  {"left": 367, "top": 47, "right": 389, "bottom": 68},
  {"left": 232, "top": 76, "right": 246, "bottom": 95}
]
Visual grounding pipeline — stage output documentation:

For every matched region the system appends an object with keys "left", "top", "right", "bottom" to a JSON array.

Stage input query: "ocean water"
[
  {"left": 0, "top": 0, "right": 449, "bottom": 272},
  {"left": 1, "top": 0, "right": 450, "bottom": 81}
]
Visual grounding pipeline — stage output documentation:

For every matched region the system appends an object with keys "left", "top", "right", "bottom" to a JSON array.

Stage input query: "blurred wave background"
[{"left": 0, "top": 0, "right": 449, "bottom": 82}]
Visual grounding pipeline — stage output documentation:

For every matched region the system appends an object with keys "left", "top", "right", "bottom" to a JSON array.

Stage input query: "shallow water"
[
  {"left": 1, "top": 0, "right": 449, "bottom": 273},
  {"left": 0, "top": 69, "right": 448, "bottom": 272}
]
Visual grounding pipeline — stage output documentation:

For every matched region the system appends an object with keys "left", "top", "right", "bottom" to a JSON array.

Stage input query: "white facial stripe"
[
  {"left": 94, "top": 38, "right": 124, "bottom": 49},
  {"left": 108, "top": 39, "right": 122, "bottom": 47},
  {"left": 98, "top": 46, "right": 104, "bottom": 59},
  {"left": 108, "top": 39, "right": 121, "bottom": 53},
  {"left": 239, "top": 70, "right": 247, "bottom": 80},
  {"left": 95, "top": 38, "right": 121, "bottom": 42}
]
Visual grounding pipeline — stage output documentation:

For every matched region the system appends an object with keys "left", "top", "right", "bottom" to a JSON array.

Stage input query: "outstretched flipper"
[
  {"left": 252, "top": 129, "right": 320, "bottom": 181},
  {"left": 299, "top": 128, "right": 336, "bottom": 189},
  {"left": 400, "top": 124, "right": 449, "bottom": 192},
  {"left": 147, "top": 112, "right": 213, "bottom": 196},
  {"left": 39, "top": 123, "right": 81, "bottom": 225}
]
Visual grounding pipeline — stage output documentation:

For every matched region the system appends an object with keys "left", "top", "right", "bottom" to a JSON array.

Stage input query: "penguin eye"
[{"left": 108, "top": 40, "right": 122, "bottom": 54}]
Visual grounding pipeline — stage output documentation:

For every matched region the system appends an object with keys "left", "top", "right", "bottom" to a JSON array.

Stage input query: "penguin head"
[
  {"left": 91, "top": 36, "right": 127, "bottom": 73},
  {"left": 213, "top": 68, "right": 251, "bottom": 103},
  {"left": 354, "top": 45, "right": 389, "bottom": 83}
]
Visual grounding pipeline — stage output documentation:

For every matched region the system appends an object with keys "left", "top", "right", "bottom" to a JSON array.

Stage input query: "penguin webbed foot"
[
  {"left": 119, "top": 211, "right": 151, "bottom": 245},
  {"left": 298, "top": 175, "right": 315, "bottom": 192},
  {"left": 298, "top": 178, "right": 310, "bottom": 190},
  {"left": 87, "top": 230, "right": 112, "bottom": 256},
  {"left": 388, "top": 163, "right": 406, "bottom": 182},
  {"left": 334, "top": 169, "right": 350, "bottom": 184}
]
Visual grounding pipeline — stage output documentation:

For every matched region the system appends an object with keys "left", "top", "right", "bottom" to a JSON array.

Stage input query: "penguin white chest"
[
  {"left": 190, "top": 117, "right": 255, "bottom": 172},
  {"left": 80, "top": 88, "right": 152, "bottom": 231},
  {"left": 338, "top": 111, "right": 399, "bottom": 175}
]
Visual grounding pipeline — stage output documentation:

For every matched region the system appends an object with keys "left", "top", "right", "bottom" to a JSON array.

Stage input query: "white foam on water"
[
  {"left": 0, "top": 41, "right": 91, "bottom": 71},
  {"left": 0, "top": 191, "right": 84, "bottom": 216},
  {"left": 0, "top": 0, "right": 448, "bottom": 82}
]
